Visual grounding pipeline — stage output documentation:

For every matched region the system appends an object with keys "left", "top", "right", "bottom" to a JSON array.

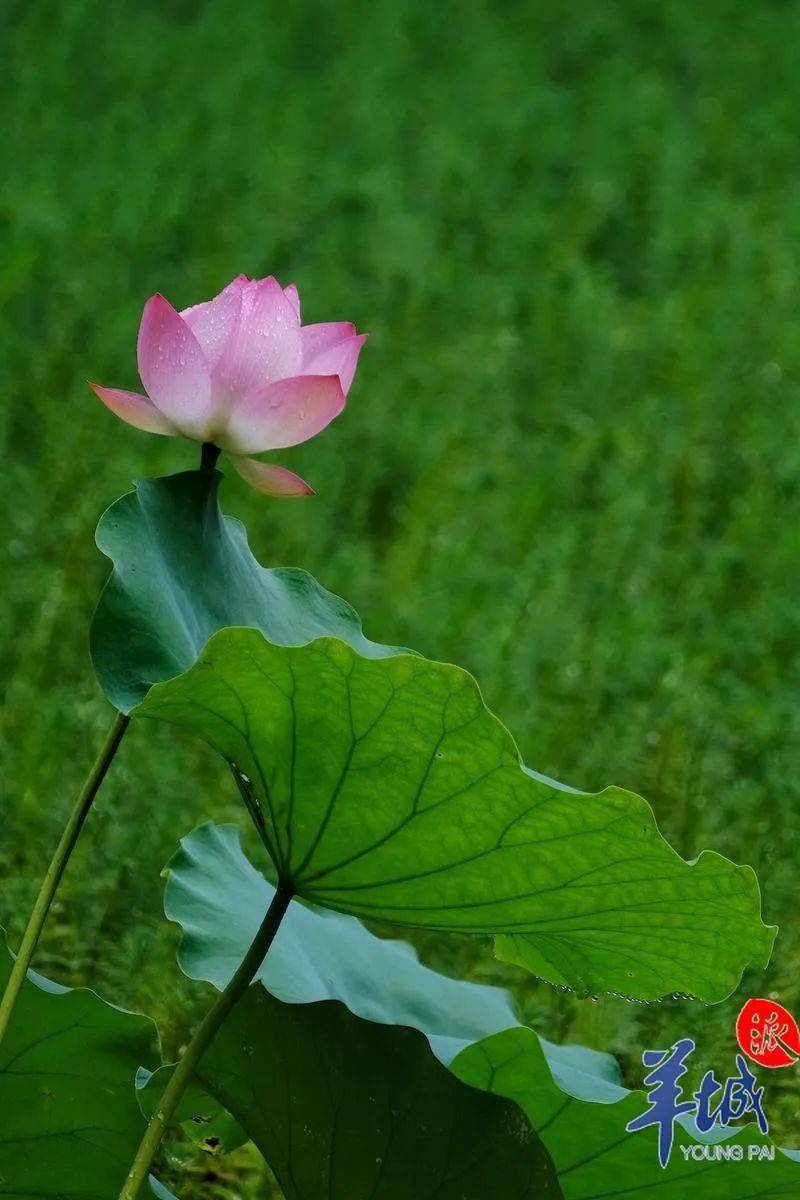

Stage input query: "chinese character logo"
[
  {"left": 626, "top": 1038, "right": 695, "bottom": 1167},
  {"left": 736, "top": 998, "right": 800, "bottom": 1069},
  {"left": 626, "top": 1039, "right": 768, "bottom": 1167}
]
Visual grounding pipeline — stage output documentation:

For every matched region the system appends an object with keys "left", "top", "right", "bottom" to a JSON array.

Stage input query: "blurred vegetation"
[{"left": 3, "top": 0, "right": 800, "bottom": 1190}]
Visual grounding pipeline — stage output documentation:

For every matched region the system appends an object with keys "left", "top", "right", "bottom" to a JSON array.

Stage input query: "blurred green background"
[{"left": 3, "top": 0, "right": 800, "bottom": 1191}]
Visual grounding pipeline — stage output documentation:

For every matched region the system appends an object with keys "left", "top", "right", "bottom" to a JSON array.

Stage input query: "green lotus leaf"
[
  {"left": 163, "top": 821, "right": 624, "bottom": 1102},
  {"left": 141, "top": 820, "right": 618, "bottom": 1167},
  {"left": 0, "top": 938, "right": 153, "bottom": 1198},
  {"left": 139, "top": 631, "right": 773, "bottom": 1001},
  {"left": 164, "top": 821, "right": 517, "bottom": 1062},
  {"left": 91, "top": 470, "right": 404, "bottom": 714},
  {"left": 196, "top": 989, "right": 562, "bottom": 1200},
  {"left": 136, "top": 1062, "right": 248, "bottom": 1155},
  {"left": 453, "top": 1026, "right": 800, "bottom": 1198},
  {"left": 164, "top": 824, "right": 794, "bottom": 1198},
  {"left": 155, "top": 825, "right": 563, "bottom": 1195}
]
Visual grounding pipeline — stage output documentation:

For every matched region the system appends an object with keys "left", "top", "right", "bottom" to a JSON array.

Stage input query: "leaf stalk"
[
  {"left": 118, "top": 878, "right": 294, "bottom": 1200},
  {"left": 0, "top": 711, "right": 130, "bottom": 1047}
]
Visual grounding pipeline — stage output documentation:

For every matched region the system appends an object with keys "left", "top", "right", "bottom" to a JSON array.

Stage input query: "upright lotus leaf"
[
  {"left": 162, "top": 821, "right": 624, "bottom": 1100},
  {"left": 196, "top": 990, "right": 562, "bottom": 1200},
  {"left": 91, "top": 470, "right": 405, "bottom": 713},
  {"left": 137, "top": 631, "right": 774, "bottom": 1001},
  {"left": 0, "top": 938, "right": 153, "bottom": 1198},
  {"left": 454, "top": 1027, "right": 800, "bottom": 1199}
]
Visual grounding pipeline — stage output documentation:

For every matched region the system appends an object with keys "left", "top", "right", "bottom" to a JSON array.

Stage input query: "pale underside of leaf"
[
  {"left": 161, "top": 823, "right": 794, "bottom": 1200},
  {"left": 163, "top": 821, "right": 518, "bottom": 1063},
  {"left": 143, "top": 820, "right": 623, "bottom": 1167},
  {"left": 138, "top": 629, "right": 774, "bottom": 1002},
  {"left": 154, "top": 824, "right": 562, "bottom": 1197},
  {"left": 164, "top": 821, "right": 626, "bottom": 1104}
]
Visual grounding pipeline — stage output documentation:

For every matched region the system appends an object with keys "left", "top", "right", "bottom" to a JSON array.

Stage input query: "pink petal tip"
[
  {"left": 228, "top": 455, "right": 315, "bottom": 497},
  {"left": 89, "top": 382, "right": 175, "bottom": 436}
]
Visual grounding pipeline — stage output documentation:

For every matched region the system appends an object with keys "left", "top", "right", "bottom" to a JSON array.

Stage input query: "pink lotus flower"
[{"left": 90, "top": 274, "right": 367, "bottom": 496}]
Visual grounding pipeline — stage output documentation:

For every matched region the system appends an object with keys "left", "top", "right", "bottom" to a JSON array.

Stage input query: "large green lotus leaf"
[
  {"left": 91, "top": 470, "right": 404, "bottom": 713},
  {"left": 163, "top": 821, "right": 624, "bottom": 1102},
  {"left": 0, "top": 939, "right": 153, "bottom": 1198},
  {"left": 139, "top": 820, "right": 620, "bottom": 1163},
  {"left": 196, "top": 989, "right": 562, "bottom": 1200},
  {"left": 164, "top": 825, "right": 794, "bottom": 1199},
  {"left": 165, "top": 822, "right": 516, "bottom": 1064},
  {"left": 453, "top": 1027, "right": 800, "bottom": 1198},
  {"left": 138, "top": 631, "right": 774, "bottom": 1001}
]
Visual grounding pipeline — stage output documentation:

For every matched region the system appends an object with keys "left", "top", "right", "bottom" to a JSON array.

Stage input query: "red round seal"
[{"left": 736, "top": 998, "right": 800, "bottom": 1068}]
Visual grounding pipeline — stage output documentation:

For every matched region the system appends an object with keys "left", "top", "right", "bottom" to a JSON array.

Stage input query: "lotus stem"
[
  {"left": 200, "top": 441, "right": 221, "bottom": 473},
  {"left": 117, "top": 878, "right": 294, "bottom": 1200},
  {"left": 0, "top": 711, "right": 130, "bottom": 1047}
]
